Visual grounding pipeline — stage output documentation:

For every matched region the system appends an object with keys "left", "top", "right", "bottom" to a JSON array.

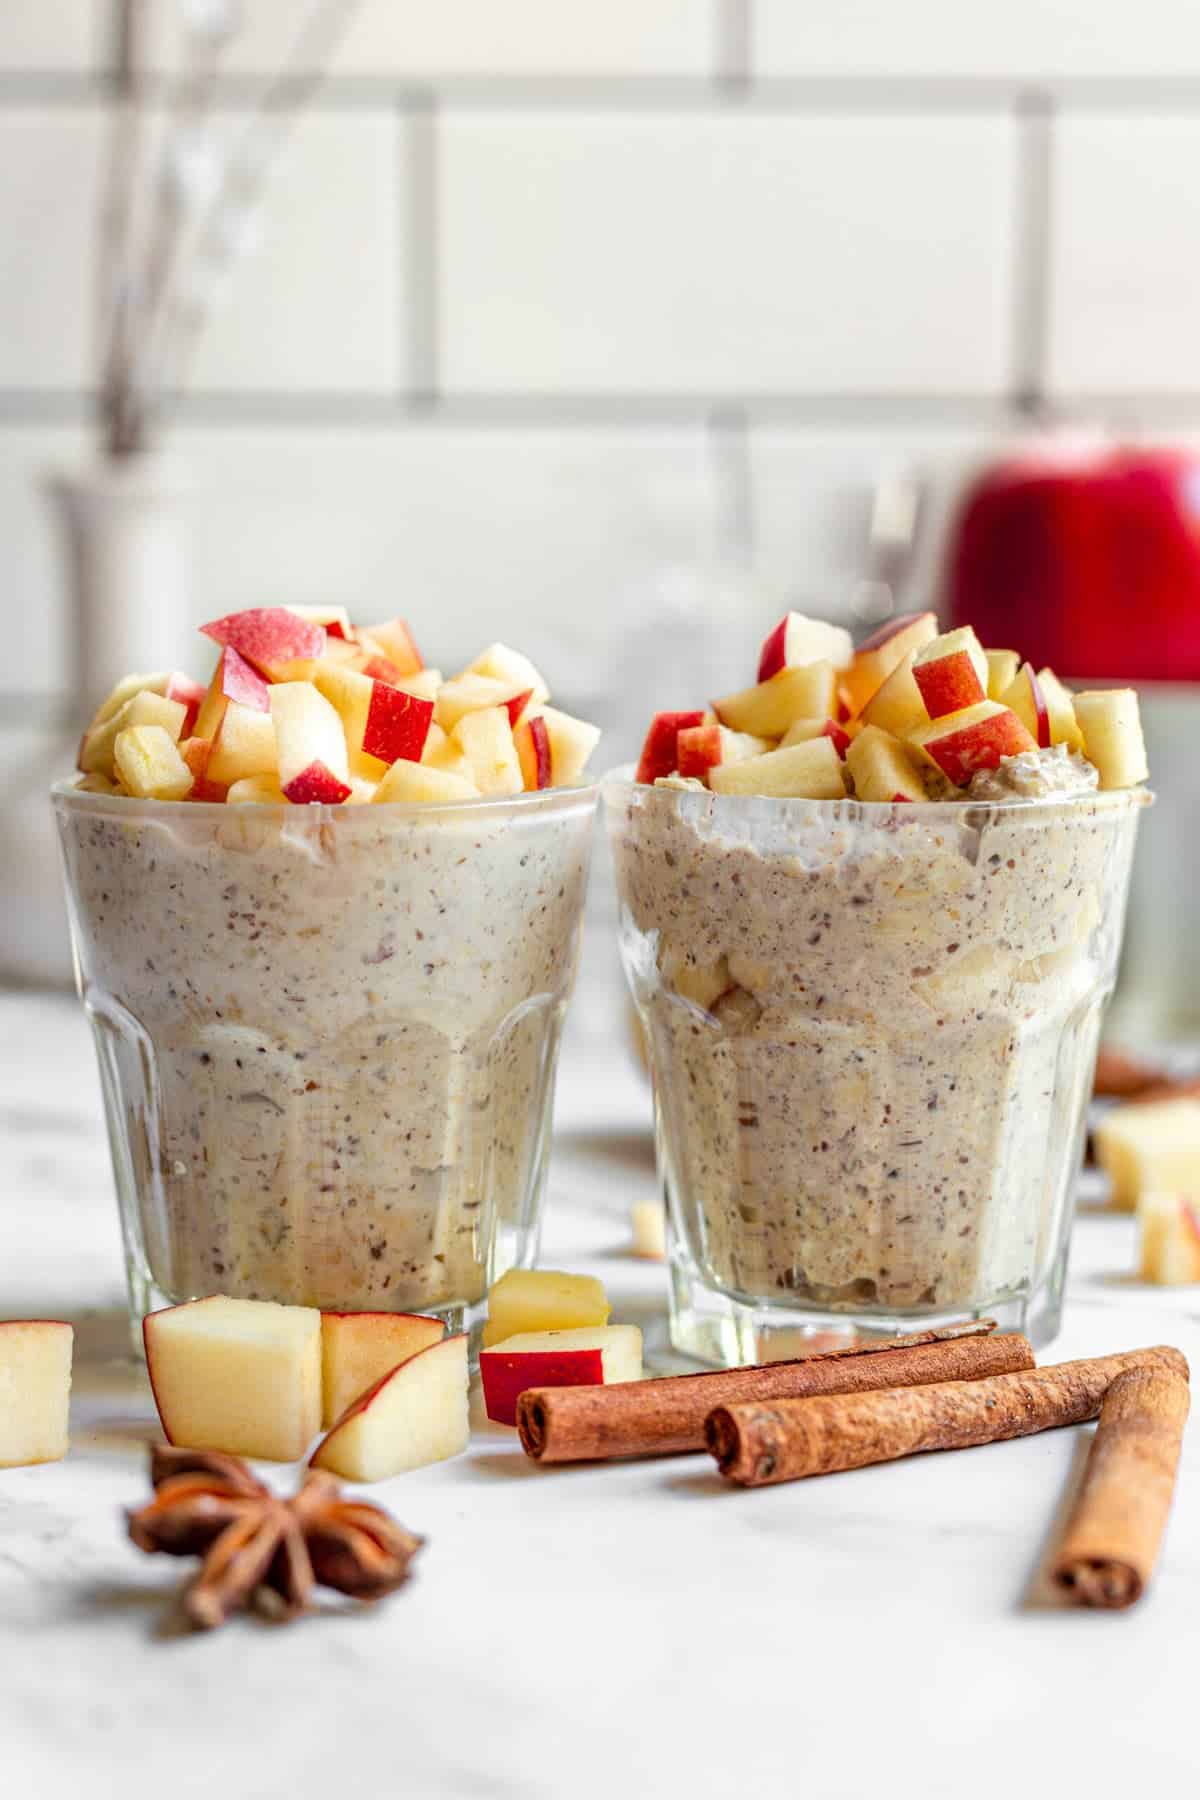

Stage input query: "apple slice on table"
[
  {"left": 714, "top": 661, "right": 836, "bottom": 737},
  {"left": 320, "top": 1310, "right": 446, "bottom": 1428},
  {"left": 1037, "top": 668, "right": 1085, "bottom": 751},
  {"left": 482, "top": 1268, "right": 611, "bottom": 1348},
  {"left": 708, "top": 736, "right": 845, "bottom": 799},
  {"left": 676, "top": 721, "right": 771, "bottom": 781},
  {"left": 373, "top": 758, "right": 479, "bottom": 803},
  {"left": 465, "top": 641, "right": 550, "bottom": 705},
  {"left": 630, "top": 1200, "right": 666, "bottom": 1260},
  {"left": 451, "top": 706, "right": 523, "bottom": 796},
  {"left": 269, "top": 681, "right": 352, "bottom": 804},
  {"left": 635, "top": 710, "right": 707, "bottom": 784},
  {"left": 911, "top": 626, "right": 989, "bottom": 719},
  {"left": 1094, "top": 1099, "right": 1200, "bottom": 1211},
  {"left": 0, "top": 1320, "right": 73, "bottom": 1469},
  {"left": 842, "top": 610, "right": 938, "bottom": 715},
  {"left": 480, "top": 1325, "right": 644, "bottom": 1427},
  {"left": 985, "top": 648, "right": 1021, "bottom": 699},
  {"left": 114, "top": 725, "right": 195, "bottom": 800},
  {"left": 1073, "top": 689, "right": 1149, "bottom": 790},
  {"left": 846, "top": 724, "right": 928, "bottom": 803},
  {"left": 201, "top": 606, "right": 326, "bottom": 681},
  {"left": 861, "top": 651, "right": 927, "bottom": 738},
  {"left": 358, "top": 617, "right": 424, "bottom": 678},
  {"left": 310, "top": 1334, "right": 469, "bottom": 1481},
  {"left": 143, "top": 1295, "right": 322, "bottom": 1462},
  {"left": 907, "top": 700, "right": 1035, "bottom": 787},
  {"left": 999, "top": 663, "right": 1051, "bottom": 748},
  {"left": 515, "top": 713, "right": 553, "bottom": 790},
  {"left": 79, "top": 688, "right": 189, "bottom": 776},
  {"left": 1138, "top": 1193, "right": 1200, "bottom": 1284},
  {"left": 207, "top": 700, "right": 278, "bottom": 786},
  {"left": 756, "top": 611, "right": 854, "bottom": 682}
]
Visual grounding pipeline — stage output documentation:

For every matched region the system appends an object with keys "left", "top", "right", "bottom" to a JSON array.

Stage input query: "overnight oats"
[
  {"left": 609, "top": 611, "right": 1149, "bottom": 1361},
  {"left": 55, "top": 607, "right": 599, "bottom": 1341}
]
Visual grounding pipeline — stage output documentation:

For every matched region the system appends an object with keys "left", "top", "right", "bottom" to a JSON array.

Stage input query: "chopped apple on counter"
[
  {"left": 630, "top": 1199, "right": 667, "bottom": 1260},
  {"left": 911, "top": 626, "right": 989, "bottom": 719},
  {"left": 114, "top": 725, "right": 196, "bottom": 800},
  {"left": 842, "top": 610, "right": 938, "bottom": 715},
  {"left": 143, "top": 1295, "right": 322, "bottom": 1462},
  {"left": 310, "top": 1333, "right": 469, "bottom": 1481},
  {"left": 999, "top": 663, "right": 1052, "bottom": 748},
  {"left": 1073, "top": 689, "right": 1149, "bottom": 790},
  {"left": 846, "top": 724, "right": 928, "bottom": 803},
  {"left": 1138, "top": 1193, "right": 1200, "bottom": 1284},
  {"left": 0, "top": 1320, "right": 74, "bottom": 1469},
  {"left": 756, "top": 611, "right": 854, "bottom": 682},
  {"left": 709, "top": 736, "right": 845, "bottom": 799},
  {"left": 1094, "top": 1098, "right": 1200, "bottom": 1211},
  {"left": 482, "top": 1268, "right": 611, "bottom": 1348},
  {"left": 480, "top": 1325, "right": 644, "bottom": 1427},
  {"left": 269, "top": 681, "right": 352, "bottom": 804},
  {"left": 714, "top": 661, "right": 836, "bottom": 737},
  {"left": 320, "top": 1310, "right": 445, "bottom": 1428},
  {"left": 908, "top": 701, "right": 1036, "bottom": 787}
]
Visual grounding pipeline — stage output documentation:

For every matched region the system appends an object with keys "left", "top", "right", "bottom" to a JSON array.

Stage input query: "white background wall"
[{"left": 4, "top": 2, "right": 1200, "bottom": 773}]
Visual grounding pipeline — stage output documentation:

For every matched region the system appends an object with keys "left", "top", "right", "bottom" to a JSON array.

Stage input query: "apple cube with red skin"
[
  {"left": 201, "top": 606, "right": 326, "bottom": 680},
  {"left": 999, "top": 663, "right": 1051, "bottom": 748},
  {"left": 756, "top": 611, "right": 853, "bottom": 682},
  {"left": 908, "top": 700, "right": 1036, "bottom": 787},
  {"left": 269, "top": 681, "right": 352, "bottom": 804},
  {"left": 314, "top": 663, "right": 430, "bottom": 768},
  {"left": 537, "top": 707, "right": 600, "bottom": 786},
  {"left": 714, "top": 661, "right": 836, "bottom": 737},
  {"left": 179, "top": 736, "right": 228, "bottom": 802},
  {"left": 358, "top": 617, "right": 424, "bottom": 678},
  {"left": 164, "top": 672, "right": 206, "bottom": 738},
  {"left": 310, "top": 1333, "right": 469, "bottom": 1481},
  {"left": 779, "top": 717, "right": 851, "bottom": 759},
  {"left": 1073, "top": 689, "right": 1148, "bottom": 790},
  {"left": 0, "top": 1320, "right": 73, "bottom": 1468},
  {"left": 676, "top": 721, "right": 770, "bottom": 781},
  {"left": 143, "top": 1295, "right": 323, "bottom": 1462},
  {"left": 465, "top": 641, "right": 549, "bottom": 705},
  {"left": 636, "top": 710, "right": 707, "bottom": 783},
  {"left": 846, "top": 724, "right": 927, "bottom": 803},
  {"left": 708, "top": 736, "right": 845, "bottom": 799},
  {"left": 480, "top": 1324, "right": 644, "bottom": 1427},
  {"left": 320, "top": 1310, "right": 445, "bottom": 1428},
  {"left": 515, "top": 713, "right": 552, "bottom": 789},
  {"left": 286, "top": 603, "right": 352, "bottom": 639},
  {"left": 861, "top": 651, "right": 927, "bottom": 738},
  {"left": 1139, "top": 1193, "right": 1200, "bottom": 1284},
  {"left": 911, "top": 626, "right": 989, "bottom": 720},
  {"left": 193, "top": 645, "right": 270, "bottom": 747},
  {"left": 843, "top": 611, "right": 938, "bottom": 716}
]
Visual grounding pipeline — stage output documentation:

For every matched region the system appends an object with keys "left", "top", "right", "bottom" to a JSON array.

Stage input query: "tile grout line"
[{"left": 1010, "top": 90, "right": 1054, "bottom": 415}]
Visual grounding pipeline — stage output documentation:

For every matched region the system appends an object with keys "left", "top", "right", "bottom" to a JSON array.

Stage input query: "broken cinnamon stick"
[
  {"left": 707, "top": 1345, "right": 1189, "bottom": 1487},
  {"left": 516, "top": 1321, "right": 1033, "bottom": 1464},
  {"left": 1051, "top": 1363, "right": 1190, "bottom": 1609}
]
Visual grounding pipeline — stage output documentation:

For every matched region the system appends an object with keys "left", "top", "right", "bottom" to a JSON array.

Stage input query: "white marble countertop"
[{"left": 3, "top": 989, "right": 1200, "bottom": 1799}]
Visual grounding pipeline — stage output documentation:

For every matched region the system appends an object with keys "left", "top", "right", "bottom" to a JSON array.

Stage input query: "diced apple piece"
[
  {"left": 846, "top": 723, "right": 928, "bottom": 803},
  {"left": 907, "top": 700, "right": 1036, "bottom": 787},
  {"left": 358, "top": 617, "right": 424, "bottom": 678},
  {"left": 999, "top": 663, "right": 1051, "bottom": 748},
  {"left": 843, "top": 611, "right": 938, "bottom": 716},
  {"left": 482, "top": 1268, "right": 611, "bottom": 1349},
  {"left": 676, "top": 721, "right": 771, "bottom": 781},
  {"left": 423, "top": 724, "right": 473, "bottom": 780},
  {"left": 393, "top": 668, "right": 442, "bottom": 703},
  {"left": 912, "top": 626, "right": 989, "bottom": 719},
  {"left": 201, "top": 606, "right": 326, "bottom": 681},
  {"left": 320, "top": 1310, "right": 445, "bottom": 1428},
  {"left": 310, "top": 1334, "right": 468, "bottom": 1481},
  {"left": 480, "top": 1325, "right": 643, "bottom": 1427},
  {"left": 286, "top": 603, "right": 352, "bottom": 638},
  {"left": 630, "top": 1200, "right": 666, "bottom": 1260},
  {"left": 363, "top": 683, "right": 433, "bottom": 766},
  {"left": 539, "top": 706, "right": 600, "bottom": 786},
  {"left": 143, "top": 1295, "right": 322, "bottom": 1462},
  {"left": 226, "top": 774, "right": 287, "bottom": 804},
  {"left": 465, "top": 642, "right": 550, "bottom": 705},
  {"left": 635, "top": 709, "right": 707, "bottom": 784},
  {"left": 1095, "top": 1099, "right": 1200, "bottom": 1212},
  {"left": 515, "top": 713, "right": 553, "bottom": 790},
  {"left": 269, "top": 681, "right": 351, "bottom": 804},
  {"left": 373, "top": 759, "right": 479, "bottom": 803},
  {"left": 985, "top": 648, "right": 1021, "bottom": 699},
  {"left": 75, "top": 772, "right": 120, "bottom": 794},
  {"left": 207, "top": 700, "right": 278, "bottom": 787},
  {"left": 708, "top": 736, "right": 845, "bottom": 799},
  {"left": 1037, "top": 668, "right": 1085, "bottom": 752},
  {"left": 88, "top": 670, "right": 169, "bottom": 730},
  {"left": 452, "top": 706, "right": 523, "bottom": 797},
  {"left": 164, "top": 672, "right": 206, "bottom": 738},
  {"left": 715, "top": 662, "right": 836, "bottom": 737},
  {"left": 193, "top": 645, "right": 270, "bottom": 748},
  {"left": 435, "top": 674, "right": 522, "bottom": 733},
  {"left": 79, "top": 689, "right": 188, "bottom": 776},
  {"left": 861, "top": 651, "right": 927, "bottom": 738},
  {"left": 113, "top": 724, "right": 195, "bottom": 800},
  {"left": 0, "top": 1320, "right": 73, "bottom": 1468},
  {"left": 344, "top": 775, "right": 379, "bottom": 804},
  {"left": 1073, "top": 689, "right": 1149, "bottom": 790},
  {"left": 179, "top": 736, "right": 228, "bottom": 802},
  {"left": 756, "top": 611, "right": 854, "bottom": 682},
  {"left": 1138, "top": 1193, "right": 1200, "bottom": 1284}
]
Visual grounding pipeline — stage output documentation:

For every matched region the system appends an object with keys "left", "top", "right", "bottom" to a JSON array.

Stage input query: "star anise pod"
[{"left": 127, "top": 1445, "right": 424, "bottom": 1630}]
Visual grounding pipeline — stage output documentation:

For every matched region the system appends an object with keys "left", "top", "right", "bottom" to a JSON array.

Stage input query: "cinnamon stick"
[
  {"left": 1051, "top": 1363, "right": 1190, "bottom": 1608},
  {"left": 516, "top": 1321, "right": 1033, "bottom": 1465},
  {"left": 707, "top": 1346, "right": 1189, "bottom": 1487}
]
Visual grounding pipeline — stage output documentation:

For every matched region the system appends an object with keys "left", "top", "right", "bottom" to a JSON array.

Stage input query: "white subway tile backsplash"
[
  {"left": 0, "top": 3, "right": 96, "bottom": 71},
  {"left": 0, "top": 112, "right": 101, "bottom": 390},
  {"left": 756, "top": 1, "right": 1200, "bottom": 81},
  {"left": 188, "top": 111, "right": 404, "bottom": 395},
  {"left": 1048, "top": 116, "right": 1200, "bottom": 395},
  {"left": 439, "top": 113, "right": 1017, "bottom": 397}
]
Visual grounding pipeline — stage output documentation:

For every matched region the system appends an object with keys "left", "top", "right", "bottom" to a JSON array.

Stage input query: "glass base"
[{"left": 668, "top": 1240, "right": 1069, "bottom": 1367}]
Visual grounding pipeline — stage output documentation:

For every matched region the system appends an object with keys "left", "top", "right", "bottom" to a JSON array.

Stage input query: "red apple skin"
[
  {"left": 912, "top": 651, "right": 986, "bottom": 720},
  {"left": 362, "top": 618, "right": 424, "bottom": 678},
  {"left": 857, "top": 610, "right": 935, "bottom": 655},
  {"left": 362, "top": 685, "right": 434, "bottom": 765},
  {"left": 360, "top": 654, "right": 402, "bottom": 684},
  {"left": 282, "top": 762, "right": 353, "bottom": 805},
  {"left": 756, "top": 616, "right": 791, "bottom": 683},
  {"left": 314, "top": 1332, "right": 467, "bottom": 1444},
  {"left": 325, "top": 620, "right": 350, "bottom": 641},
  {"left": 515, "top": 715, "right": 552, "bottom": 789},
  {"left": 505, "top": 688, "right": 535, "bottom": 728},
  {"left": 636, "top": 710, "right": 707, "bottom": 784},
  {"left": 201, "top": 607, "right": 325, "bottom": 676},
  {"left": 217, "top": 645, "right": 271, "bottom": 713},
  {"left": 179, "top": 735, "right": 229, "bottom": 802},
  {"left": 892, "top": 792, "right": 913, "bottom": 803},
  {"left": 480, "top": 1345, "right": 605, "bottom": 1427},
  {"left": 1183, "top": 1201, "right": 1200, "bottom": 1248},
  {"left": 822, "top": 719, "right": 851, "bottom": 759},
  {"left": 676, "top": 721, "right": 722, "bottom": 780},
  {"left": 165, "top": 672, "right": 206, "bottom": 737},
  {"left": 923, "top": 711, "right": 1035, "bottom": 787},
  {"left": 1026, "top": 667, "right": 1051, "bottom": 747}
]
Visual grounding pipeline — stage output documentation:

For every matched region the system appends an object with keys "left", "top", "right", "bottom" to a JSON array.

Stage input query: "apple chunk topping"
[
  {"left": 1073, "top": 689, "right": 1149, "bottom": 790},
  {"left": 114, "top": 724, "right": 196, "bottom": 800},
  {"left": 708, "top": 736, "right": 845, "bottom": 799},
  {"left": 480, "top": 1324, "right": 644, "bottom": 1426},
  {"left": 756, "top": 610, "right": 853, "bottom": 682},
  {"left": 0, "top": 1320, "right": 73, "bottom": 1469},
  {"left": 911, "top": 626, "right": 989, "bottom": 719},
  {"left": 908, "top": 701, "right": 1036, "bottom": 787},
  {"left": 714, "top": 661, "right": 836, "bottom": 737},
  {"left": 269, "top": 681, "right": 352, "bottom": 804}
]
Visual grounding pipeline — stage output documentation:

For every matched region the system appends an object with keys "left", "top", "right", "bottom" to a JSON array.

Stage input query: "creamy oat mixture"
[
  {"left": 58, "top": 796, "right": 593, "bottom": 1313},
  {"left": 613, "top": 749, "right": 1141, "bottom": 1314}
]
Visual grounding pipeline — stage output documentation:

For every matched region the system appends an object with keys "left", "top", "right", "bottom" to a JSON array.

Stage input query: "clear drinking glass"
[
  {"left": 606, "top": 772, "right": 1148, "bottom": 1362},
  {"left": 55, "top": 782, "right": 597, "bottom": 1344}
]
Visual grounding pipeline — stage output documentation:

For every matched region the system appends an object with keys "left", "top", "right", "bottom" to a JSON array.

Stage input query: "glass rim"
[
  {"left": 600, "top": 763, "right": 1153, "bottom": 824},
  {"left": 51, "top": 774, "right": 601, "bottom": 821}
]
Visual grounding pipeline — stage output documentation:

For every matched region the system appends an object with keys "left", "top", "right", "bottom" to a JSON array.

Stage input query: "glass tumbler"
[
  {"left": 55, "top": 782, "right": 597, "bottom": 1343},
  {"left": 606, "top": 773, "right": 1147, "bottom": 1363}
]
